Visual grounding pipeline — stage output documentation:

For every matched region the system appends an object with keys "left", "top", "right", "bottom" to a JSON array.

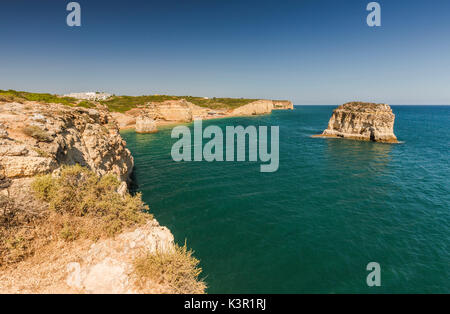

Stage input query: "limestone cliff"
[
  {"left": 0, "top": 101, "right": 133, "bottom": 182},
  {"left": 0, "top": 100, "right": 203, "bottom": 294},
  {"left": 231, "top": 99, "right": 274, "bottom": 116},
  {"left": 0, "top": 220, "right": 175, "bottom": 293},
  {"left": 272, "top": 100, "right": 294, "bottom": 110},
  {"left": 135, "top": 115, "right": 157, "bottom": 133},
  {"left": 231, "top": 100, "right": 293, "bottom": 115},
  {"left": 146, "top": 99, "right": 194, "bottom": 122},
  {"left": 317, "top": 102, "right": 398, "bottom": 143}
]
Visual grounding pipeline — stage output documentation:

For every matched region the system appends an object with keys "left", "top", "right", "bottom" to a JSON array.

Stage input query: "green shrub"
[
  {"left": 32, "top": 148, "right": 51, "bottom": 158},
  {"left": 0, "top": 89, "right": 78, "bottom": 106},
  {"left": 77, "top": 100, "right": 96, "bottom": 109},
  {"left": 22, "top": 125, "right": 53, "bottom": 142},
  {"left": 31, "top": 175, "right": 55, "bottom": 200},
  {"left": 32, "top": 164, "right": 149, "bottom": 239},
  {"left": 134, "top": 242, "right": 206, "bottom": 294}
]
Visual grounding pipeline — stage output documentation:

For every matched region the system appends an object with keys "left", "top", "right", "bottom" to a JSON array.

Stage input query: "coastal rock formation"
[
  {"left": 146, "top": 99, "right": 193, "bottom": 122},
  {"left": 0, "top": 99, "right": 205, "bottom": 294},
  {"left": 231, "top": 100, "right": 274, "bottom": 116},
  {"left": 0, "top": 123, "right": 8, "bottom": 139},
  {"left": 65, "top": 220, "right": 174, "bottom": 294},
  {"left": 109, "top": 98, "right": 294, "bottom": 131},
  {"left": 317, "top": 102, "right": 398, "bottom": 143},
  {"left": 273, "top": 100, "right": 294, "bottom": 110},
  {"left": 231, "top": 100, "right": 293, "bottom": 116},
  {"left": 0, "top": 219, "right": 177, "bottom": 294},
  {"left": 135, "top": 116, "right": 157, "bottom": 133},
  {"left": 110, "top": 112, "right": 136, "bottom": 129},
  {"left": 0, "top": 101, "right": 133, "bottom": 182}
]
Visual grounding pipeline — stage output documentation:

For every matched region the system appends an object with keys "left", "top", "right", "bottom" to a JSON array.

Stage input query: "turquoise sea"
[{"left": 122, "top": 106, "right": 449, "bottom": 293}]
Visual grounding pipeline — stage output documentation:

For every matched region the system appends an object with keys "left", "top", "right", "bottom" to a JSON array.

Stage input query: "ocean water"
[{"left": 121, "top": 106, "right": 450, "bottom": 293}]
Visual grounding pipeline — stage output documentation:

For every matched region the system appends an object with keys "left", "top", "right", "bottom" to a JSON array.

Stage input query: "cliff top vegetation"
[
  {"left": 100, "top": 95, "right": 260, "bottom": 112},
  {"left": 0, "top": 89, "right": 96, "bottom": 108},
  {"left": 0, "top": 89, "right": 265, "bottom": 113}
]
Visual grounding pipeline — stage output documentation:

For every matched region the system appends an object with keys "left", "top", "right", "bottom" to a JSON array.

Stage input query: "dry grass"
[
  {"left": 1, "top": 165, "right": 149, "bottom": 266},
  {"left": 0, "top": 194, "right": 50, "bottom": 265},
  {"left": 134, "top": 242, "right": 206, "bottom": 294},
  {"left": 31, "top": 164, "right": 149, "bottom": 239},
  {"left": 1, "top": 165, "right": 206, "bottom": 293}
]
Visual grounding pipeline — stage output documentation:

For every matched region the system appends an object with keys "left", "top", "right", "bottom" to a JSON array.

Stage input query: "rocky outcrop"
[
  {"left": 135, "top": 116, "right": 157, "bottom": 133},
  {"left": 110, "top": 112, "right": 136, "bottom": 129},
  {"left": 317, "top": 102, "right": 398, "bottom": 143},
  {"left": 146, "top": 100, "right": 193, "bottom": 122},
  {"left": 0, "top": 100, "right": 205, "bottom": 295},
  {"left": 231, "top": 100, "right": 293, "bottom": 116},
  {"left": 231, "top": 100, "right": 274, "bottom": 116},
  {"left": 272, "top": 100, "right": 294, "bottom": 110},
  {"left": 0, "top": 123, "right": 8, "bottom": 139},
  {"left": 0, "top": 219, "right": 177, "bottom": 294},
  {"left": 65, "top": 220, "right": 174, "bottom": 294},
  {"left": 110, "top": 98, "right": 294, "bottom": 131},
  {"left": 0, "top": 101, "right": 133, "bottom": 182}
]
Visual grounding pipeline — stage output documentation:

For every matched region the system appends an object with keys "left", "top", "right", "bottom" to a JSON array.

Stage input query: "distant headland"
[{"left": 0, "top": 90, "right": 294, "bottom": 133}]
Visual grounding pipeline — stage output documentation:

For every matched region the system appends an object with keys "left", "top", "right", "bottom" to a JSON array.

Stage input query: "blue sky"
[{"left": 1, "top": 0, "right": 449, "bottom": 104}]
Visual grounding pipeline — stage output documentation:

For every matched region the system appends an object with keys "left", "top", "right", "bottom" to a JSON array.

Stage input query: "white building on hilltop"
[{"left": 63, "top": 92, "right": 112, "bottom": 101}]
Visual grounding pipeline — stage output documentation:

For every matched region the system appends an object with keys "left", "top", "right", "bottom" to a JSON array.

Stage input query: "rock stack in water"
[
  {"left": 135, "top": 115, "right": 157, "bottom": 133},
  {"left": 317, "top": 102, "right": 398, "bottom": 143}
]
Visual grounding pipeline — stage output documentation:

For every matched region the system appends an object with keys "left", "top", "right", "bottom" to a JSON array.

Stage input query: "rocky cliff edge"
[{"left": 0, "top": 101, "right": 203, "bottom": 294}]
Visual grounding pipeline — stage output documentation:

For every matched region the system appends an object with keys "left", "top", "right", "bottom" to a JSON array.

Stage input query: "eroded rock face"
[
  {"left": 110, "top": 112, "right": 136, "bottom": 129},
  {"left": 231, "top": 100, "right": 274, "bottom": 115},
  {"left": 110, "top": 98, "right": 294, "bottom": 131},
  {"left": 135, "top": 116, "right": 157, "bottom": 133},
  {"left": 146, "top": 100, "right": 193, "bottom": 122},
  {"left": 272, "top": 100, "right": 294, "bottom": 110},
  {"left": 0, "top": 219, "right": 177, "bottom": 294},
  {"left": 65, "top": 220, "right": 174, "bottom": 294},
  {"left": 231, "top": 100, "right": 293, "bottom": 115},
  {"left": 0, "top": 123, "right": 8, "bottom": 139},
  {"left": 319, "top": 102, "right": 398, "bottom": 143},
  {"left": 0, "top": 101, "right": 185, "bottom": 295},
  {"left": 0, "top": 102, "right": 134, "bottom": 182}
]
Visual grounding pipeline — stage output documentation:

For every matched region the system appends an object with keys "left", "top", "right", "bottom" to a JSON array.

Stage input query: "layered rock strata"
[
  {"left": 0, "top": 100, "right": 182, "bottom": 294},
  {"left": 317, "top": 102, "right": 398, "bottom": 143},
  {"left": 135, "top": 116, "right": 157, "bottom": 133},
  {"left": 111, "top": 99, "right": 294, "bottom": 132},
  {"left": 272, "top": 100, "right": 294, "bottom": 110},
  {"left": 0, "top": 101, "right": 133, "bottom": 182}
]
